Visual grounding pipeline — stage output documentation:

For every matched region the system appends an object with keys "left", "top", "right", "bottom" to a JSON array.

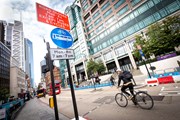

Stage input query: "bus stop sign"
[{"left": 50, "top": 28, "right": 73, "bottom": 49}]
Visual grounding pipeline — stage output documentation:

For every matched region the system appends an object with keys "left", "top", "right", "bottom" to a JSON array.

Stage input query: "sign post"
[
  {"left": 50, "top": 27, "right": 79, "bottom": 120},
  {"left": 46, "top": 42, "right": 59, "bottom": 120},
  {"left": 137, "top": 45, "right": 151, "bottom": 78},
  {"left": 36, "top": 3, "right": 79, "bottom": 119}
]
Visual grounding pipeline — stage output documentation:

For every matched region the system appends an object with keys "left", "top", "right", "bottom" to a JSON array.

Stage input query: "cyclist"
[{"left": 116, "top": 69, "right": 135, "bottom": 100}]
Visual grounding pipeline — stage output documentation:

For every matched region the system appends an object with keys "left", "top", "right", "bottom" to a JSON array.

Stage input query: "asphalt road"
[{"left": 39, "top": 83, "right": 180, "bottom": 120}]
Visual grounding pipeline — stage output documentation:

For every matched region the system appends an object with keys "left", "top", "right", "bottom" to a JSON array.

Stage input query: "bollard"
[{"left": 49, "top": 97, "right": 54, "bottom": 108}]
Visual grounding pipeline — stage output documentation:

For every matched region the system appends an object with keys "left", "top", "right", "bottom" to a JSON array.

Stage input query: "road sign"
[
  {"left": 50, "top": 48, "right": 74, "bottom": 60},
  {"left": 50, "top": 28, "right": 73, "bottom": 49},
  {"left": 36, "top": 3, "right": 70, "bottom": 31},
  {"left": 139, "top": 50, "right": 146, "bottom": 60}
]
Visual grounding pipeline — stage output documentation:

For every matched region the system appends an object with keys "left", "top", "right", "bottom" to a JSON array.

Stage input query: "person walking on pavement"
[
  {"left": 110, "top": 70, "right": 118, "bottom": 86},
  {"left": 116, "top": 69, "right": 135, "bottom": 100}
]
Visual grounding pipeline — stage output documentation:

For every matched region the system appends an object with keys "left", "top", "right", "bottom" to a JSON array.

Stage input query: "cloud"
[{"left": 1, "top": 0, "right": 74, "bottom": 85}]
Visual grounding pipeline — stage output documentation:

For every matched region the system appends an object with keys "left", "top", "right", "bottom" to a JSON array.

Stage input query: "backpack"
[{"left": 123, "top": 71, "right": 133, "bottom": 79}]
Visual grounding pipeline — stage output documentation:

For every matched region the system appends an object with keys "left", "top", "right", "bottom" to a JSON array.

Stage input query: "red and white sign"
[{"left": 36, "top": 3, "right": 70, "bottom": 31}]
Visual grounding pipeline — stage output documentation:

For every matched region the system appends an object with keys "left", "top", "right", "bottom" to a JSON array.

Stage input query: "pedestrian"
[
  {"left": 110, "top": 70, "right": 118, "bottom": 86},
  {"left": 95, "top": 72, "right": 101, "bottom": 84},
  {"left": 116, "top": 69, "right": 135, "bottom": 100}
]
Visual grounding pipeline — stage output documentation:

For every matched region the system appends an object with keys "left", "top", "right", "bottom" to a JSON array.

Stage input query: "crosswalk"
[{"left": 159, "top": 86, "right": 180, "bottom": 96}]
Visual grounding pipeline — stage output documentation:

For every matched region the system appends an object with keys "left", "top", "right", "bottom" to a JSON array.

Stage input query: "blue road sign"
[
  {"left": 50, "top": 28, "right": 73, "bottom": 49},
  {"left": 139, "top": 50, "right": 145, "bottom": 60}
]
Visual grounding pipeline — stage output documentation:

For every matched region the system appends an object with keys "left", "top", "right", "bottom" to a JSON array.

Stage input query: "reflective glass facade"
[
  {"left": 82, "top": 0, "right": 180, "bottom": 55},
  {"left": 0, "top": 41, "right": 10, "bottom": 90}
]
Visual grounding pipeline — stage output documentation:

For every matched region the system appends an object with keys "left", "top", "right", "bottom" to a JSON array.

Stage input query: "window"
[
  {"left": 106, "top": 16, "right": 115, "bottom": 26},
  {"left": 104, "top": 51, "right": 113, "bottom": 61},
  {"left": 84, "top": 13, "right": 90, "bottom": 20},
  {"left": 131, "top": 0, "right": 141, "bottom": 7},
  {"left": 114, "top": 0, "right": 125, "bottom": 9},
  {"left": 115, "top": 45, "right": 126, "bottom": 56},
  {"left": 113, "top": 35, "right": 119, "bottom": 42},
  {"left": 126, "top": 26, "right": 135, "bottom": 35},
  {"left": 92, "top": 11, "right": 100, "bottom": 19},
  {"left": 147, "top": 0, "right": 154, "bottom": 8},
  {"left": 94, "top": 17, "right": 102, "bottom": 25},
  {"left": 87, "top": 25, "right": 93, "bottom": 32},
  {"left": 159, "top": 8, "right": 168, "bottom": 17},
  {"left": 117, "top": 5, "right": 129, "bottom": 17},
  {"left": 143, "top": 15, "right": 155, "bottom": 26},
  {"left": 99, "top": 0, "right": 105, "bottom": 5},
  {"left": 138, "top": 4, "right": 149, "bottom": 14},
  {"left": 83, "top": 3, "right": 89, "bottom": 10},
  {"left": 103, "top": 8, "right": 112, "bottom": 18},
  {"left": 166, "top": 1, "right": 179, "bottom": 14},
  {"left": 91, "top": 4, "right": 98, "bottom": 13},
  {"left": 153, "top": 12, "right": 161, "bottom": 21},
  {"left": 96, "top": 24, "right": 104, "bottom": 33},
  {"left": 101, "top": 1, "right": 110, "bottom": 11},
  {"left": 85, "top": 19, "right": 91, "bottom": 26}
]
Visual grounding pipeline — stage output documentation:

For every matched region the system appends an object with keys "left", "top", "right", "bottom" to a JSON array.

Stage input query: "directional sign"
[
  {"left": 36, "top": 3, "right": 70, "bottom": 31},
  {"left": 50, "top": 48, "right": 74, "bottom": 60},
  {"left": 50, "top": 28, "right": 73, "bottom": 49}
]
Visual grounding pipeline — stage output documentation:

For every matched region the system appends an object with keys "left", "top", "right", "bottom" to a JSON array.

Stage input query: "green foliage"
[
  {"left": 133, "top": 15, "right": 180, "bottom": 59},
  {"left": 87, "top": 59, "right": 106, "bottom": 76},
  {"left": 0, "top": 87, "right": 10, "bottom": 102}
]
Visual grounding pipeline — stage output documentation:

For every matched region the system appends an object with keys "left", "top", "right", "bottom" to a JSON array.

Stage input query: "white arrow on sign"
[{"left": 50, "top": 48, "right": 75, "bottom": 60}]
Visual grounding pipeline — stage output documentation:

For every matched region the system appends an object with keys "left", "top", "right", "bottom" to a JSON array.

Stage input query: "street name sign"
[
  {"left": 50, "top": 28, "right": 73, "bottom": 49},
  {"left": 50, "top": 48, "right": 74, "bottom": 60},
  {"left": 36, "top": 3, "right": 70, "bottom": 31}
]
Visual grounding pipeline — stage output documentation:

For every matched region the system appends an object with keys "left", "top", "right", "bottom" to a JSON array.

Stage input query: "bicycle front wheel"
[
  {"left": 135, "top": 91, "right": 154, "bottom": 110},
  {"left": 115, "top": 93, "right": 128, "bottom": 107}
]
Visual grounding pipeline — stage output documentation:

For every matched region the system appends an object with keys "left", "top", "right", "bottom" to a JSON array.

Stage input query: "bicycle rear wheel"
[
  {"left": 135, "top": 91, "right": 154, "bottom": 110},
  {"left": 115, "top": 93, "right": 128, "bottom": 107}
]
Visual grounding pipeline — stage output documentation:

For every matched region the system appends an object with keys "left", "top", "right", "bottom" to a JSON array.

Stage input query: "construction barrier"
[{"left": 145, "top": 78, "right": 159, "bottom": 87}]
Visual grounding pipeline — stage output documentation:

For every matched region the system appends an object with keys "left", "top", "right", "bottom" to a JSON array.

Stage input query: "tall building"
[
  {"left": 0, "top": 41, "right": 11, "bottom": 91},
  {"left": 78, "top": 0, "right": 180, "bottom": 73},
  {"left": 0, "top": 21, "right": 5, "bottom": 43},
  {"left": 24, "top": 38, "right": 34, "bottom": 88},
  {"left": 64, "top": 0, "right": 90, "bottom": 84},
  {"left": 3, "top": 20, "right": 26, "bottom": 71}
]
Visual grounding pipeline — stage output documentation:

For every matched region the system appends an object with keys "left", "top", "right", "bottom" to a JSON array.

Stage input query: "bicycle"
[{"left": 115, "top": 88, "right": 154, "bottom": 110}]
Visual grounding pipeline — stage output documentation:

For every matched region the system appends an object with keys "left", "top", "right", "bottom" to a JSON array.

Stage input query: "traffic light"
[{"left": 43, "top": 53, "right": 54, "bottom": 73}]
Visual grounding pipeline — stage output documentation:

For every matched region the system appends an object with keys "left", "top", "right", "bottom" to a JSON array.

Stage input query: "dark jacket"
[{"left": 117, "top": 71, "right": 132, "bottom": 86}]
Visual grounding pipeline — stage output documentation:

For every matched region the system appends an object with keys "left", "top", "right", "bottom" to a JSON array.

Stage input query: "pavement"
[{"left": 15, "top": 98, "right": 69, "bottom": 120}]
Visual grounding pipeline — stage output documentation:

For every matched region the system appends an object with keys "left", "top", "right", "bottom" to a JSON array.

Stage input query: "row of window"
[
  {"left": 93, "top": 0, "right": 180, "bottom": 53},
  {"left": 84, "top": 0, "right": 127, "bottom": 28},
  {"left": 90, "top": 0, "right": 165, "bottom": 43}
]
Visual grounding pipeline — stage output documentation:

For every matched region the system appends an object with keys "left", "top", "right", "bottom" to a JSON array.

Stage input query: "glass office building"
[
  {"left": 80, "top": 0, "right": 180, "bottom": 72},
  {"left": 25, "top": 38, "right": 34, "bottom": 88},
  {"left": 0, "top": 41, "right": 11, "bottom": 90}
]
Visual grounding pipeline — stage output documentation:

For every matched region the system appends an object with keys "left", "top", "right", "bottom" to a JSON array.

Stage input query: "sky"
[{"left": 0, "top": 0, "right": 74, "bottom": 86}]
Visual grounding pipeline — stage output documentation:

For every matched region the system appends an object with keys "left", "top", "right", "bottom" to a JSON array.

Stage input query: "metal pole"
[
  {"left": 143, "top": 59, "right": 151, "bottom": 78},
  {"left": 46, "top": 42, "right": 59, "bottom": 120},
  {"left": 66, "top": 59, "right": 79, "bottom": 120}
]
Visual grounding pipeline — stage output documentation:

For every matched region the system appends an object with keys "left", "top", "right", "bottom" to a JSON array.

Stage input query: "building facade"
[
  {"left": 4, "top": 20, "right": 25, "bottom": 71},
  {"left": 79, "top": 0, "right": 180, "bottom": 73},
  {"left": 0, "top": 41, "right": 11, "bottom": 91},
  {"left": 10, "top": 66, "right": 26, "bottom": 98},
  {"left": 64, "top": 0, "right": 90, "bottom": 84},
  {"left": 24, "top": 38, "right": 35, "bottom": 88}
]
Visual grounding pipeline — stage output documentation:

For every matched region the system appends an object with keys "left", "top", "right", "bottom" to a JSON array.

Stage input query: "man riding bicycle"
[{"left": 116, "top": 68, "right": 135, "bottom": 100}]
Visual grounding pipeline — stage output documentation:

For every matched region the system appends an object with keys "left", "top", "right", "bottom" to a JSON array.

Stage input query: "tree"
[
  {"left": 0, "top": 87, "right": 10, "bottom": 103},
  {"left": 133, "top": 15, "right": 180, "bottom": 58},
  {"left": 87, "top": 59, "right": 106, "bottom": 76}
]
